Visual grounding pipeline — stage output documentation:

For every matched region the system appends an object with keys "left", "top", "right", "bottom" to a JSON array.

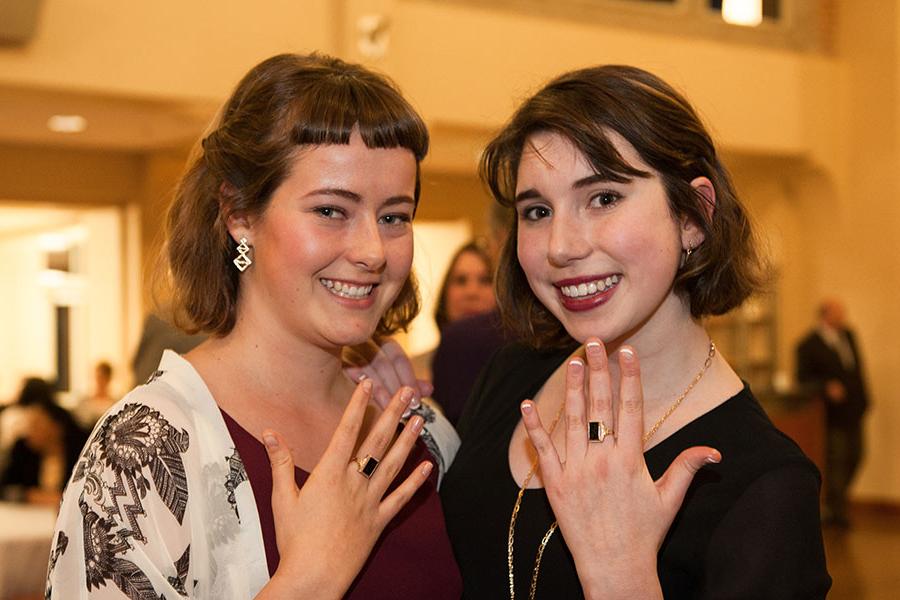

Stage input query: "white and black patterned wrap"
[{"left": 46, "top": 351, "right": 269, "bottom": 599}]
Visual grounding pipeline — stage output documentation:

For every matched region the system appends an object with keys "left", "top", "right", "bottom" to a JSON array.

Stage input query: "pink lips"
[{"left": 554, "top": 274, "right": 620, "bottom": 312}]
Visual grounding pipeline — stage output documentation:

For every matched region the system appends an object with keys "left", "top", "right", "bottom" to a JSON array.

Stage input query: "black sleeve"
[
  {"left": 454, "top": 345, "right": 504, "bottom": 442},
  {"left": 703, "top": 463, "right": 832, "bottom": 599}
]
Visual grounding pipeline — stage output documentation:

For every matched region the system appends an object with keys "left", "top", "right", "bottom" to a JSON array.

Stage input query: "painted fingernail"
[
  {"left": 521, "top": 401, "right": 534, "bottom": 414},
  {"left": 619, "top": 347, "right": 635, "bottom": 362},
  {"left": 400, "top": 386, "right": 414, "bottom": 403},
  {"left": 263, "top": 433, "right": 278, "bottom": 449},
  {"left": 409, "top": 395, "right": 422, "bottom": 410},
  {"left": 357, "top": 373, "right": 368, "bottom": 381},
  {"left": 568, "top": 359, "right": 584, "bottom": 370},
  {"left": 410, "top": 415, "right": 424, "bottom": 433},
  {"left": 705, "top": 451, "right": 722, "bottom": 464},
  {"left": 422, "top": 462, "right": 434, "bottom": 477},
  {"left": 586, "top": 341, "right": 602, "bottom": 354}
]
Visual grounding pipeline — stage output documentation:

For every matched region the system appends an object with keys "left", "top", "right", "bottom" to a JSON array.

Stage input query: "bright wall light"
[
  {"left": 47, "top": 114, "right": 88, "bottom": 133},
  {"left": 722, "top": 0, "right": 763, "bottom": 27}
]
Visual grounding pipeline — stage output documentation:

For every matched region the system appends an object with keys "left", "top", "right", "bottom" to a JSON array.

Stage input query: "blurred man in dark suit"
[{"left": 796, "top": 299, "right": 869, "bottom": 528}]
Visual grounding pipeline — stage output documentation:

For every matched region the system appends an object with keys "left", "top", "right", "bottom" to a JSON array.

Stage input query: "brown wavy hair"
[
  {"left": 162, "top": 53, "right": 429, "bottom": 336},
  {"left": 481, "top": 65, "right": 766, "bottom": 349}
]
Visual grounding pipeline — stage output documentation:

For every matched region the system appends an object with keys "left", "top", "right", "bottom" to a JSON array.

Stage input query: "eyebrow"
[
  {"left": 514, "top": 174, "right": 619, "bottom": 204},
  {"left": 304, "top": 187, "right": 415, "bottom": 206}
]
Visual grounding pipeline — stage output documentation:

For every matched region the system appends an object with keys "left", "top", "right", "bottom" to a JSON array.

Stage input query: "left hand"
[
  {"left": 520, "top": 338, "right": 720, "bottom": 600},
  {"left": 343, "top": 338, "right": 432, "bottom": 410}
]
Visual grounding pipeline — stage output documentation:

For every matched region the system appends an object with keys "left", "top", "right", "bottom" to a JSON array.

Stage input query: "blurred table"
[{"left": 0, "top": 502, "right": 57, "bottom": 599}]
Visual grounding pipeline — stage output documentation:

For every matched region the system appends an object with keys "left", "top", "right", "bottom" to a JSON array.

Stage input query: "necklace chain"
[{"left": 507, "top": 340, "right": 716, "bottom": 599}]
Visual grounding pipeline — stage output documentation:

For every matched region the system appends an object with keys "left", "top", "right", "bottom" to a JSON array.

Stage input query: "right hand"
[
  {"left": 258, "top": 380, "right": 433, "bottom": 599},
  {"left": 343, "top": 338, "right": 433, "bottom": 410}
]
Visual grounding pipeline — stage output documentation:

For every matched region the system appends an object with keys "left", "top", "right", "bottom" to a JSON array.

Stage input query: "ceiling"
[{"left": 0, "top": 83, "right": 217, "bottom": 152}]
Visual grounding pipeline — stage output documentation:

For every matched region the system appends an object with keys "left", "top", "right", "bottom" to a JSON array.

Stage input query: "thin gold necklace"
[{"left": 507, "top": 341, "right": 716, "bottom": 599}]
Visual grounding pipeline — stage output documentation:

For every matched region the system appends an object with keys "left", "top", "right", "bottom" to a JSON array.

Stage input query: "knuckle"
[{"left": 566, "top": 414, "right": 584, "bottom": 431}]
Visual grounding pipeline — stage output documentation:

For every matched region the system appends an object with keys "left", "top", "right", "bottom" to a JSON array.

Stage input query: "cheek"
[{"left": 385, "top": 234, "right": 414, "bottom": 276}]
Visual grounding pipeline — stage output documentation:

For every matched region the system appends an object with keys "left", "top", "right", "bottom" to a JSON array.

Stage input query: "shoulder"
[
  {"left": 707, "top": 387, "right": 818, "bottom": 477},
  {"left": 457, "top": 342, "right": 573, "bottom": 437}
]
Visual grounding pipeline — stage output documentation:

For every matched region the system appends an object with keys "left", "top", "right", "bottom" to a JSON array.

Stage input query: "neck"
[
  {"left": 594, "top": 294, "right": 713, "bottom": 412},
  {"left": 188, "top": 308, "right": 354, "bottom": 417}
]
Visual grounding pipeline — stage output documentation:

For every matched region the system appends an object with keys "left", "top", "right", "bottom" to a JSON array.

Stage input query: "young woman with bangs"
[
  {"left": 46, "top": 53, "right": 461, "bottom": 599},
  {"left": 439, "top": 66, "right": 831, "bottom": 599}
]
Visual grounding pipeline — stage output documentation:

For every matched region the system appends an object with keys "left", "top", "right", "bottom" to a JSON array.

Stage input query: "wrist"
[{"left": 579, "top": 557, "right": 662, "bottom": 600}]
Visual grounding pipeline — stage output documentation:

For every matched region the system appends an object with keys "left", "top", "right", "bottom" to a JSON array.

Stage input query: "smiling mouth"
[
  {"left": 558, "top": 275, "right": 620, "bottom": 299},
  {"left": 320, "top": 278, "right": 375, "bottom": 299}
]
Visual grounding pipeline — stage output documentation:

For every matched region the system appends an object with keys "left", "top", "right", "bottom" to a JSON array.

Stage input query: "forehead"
[{"left": 516, "top": 129, "right": 650, "bottom": 189}]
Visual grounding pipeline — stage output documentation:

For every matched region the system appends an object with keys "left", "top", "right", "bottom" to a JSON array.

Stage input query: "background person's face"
[{"left": 444, "top": 250, "right": 496, "bottom": 323}]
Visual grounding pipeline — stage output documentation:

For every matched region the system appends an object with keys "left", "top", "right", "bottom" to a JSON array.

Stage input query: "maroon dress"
[{"left": 222, "top": 411, "right": 462, "bottom": 599}]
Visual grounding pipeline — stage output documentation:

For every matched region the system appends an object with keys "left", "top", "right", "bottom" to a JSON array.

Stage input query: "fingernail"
[
  {"left": 400, "top": 386, "right": 414, "bottom": 403},
  {"left": 521, "top": 401, "right": 534, "bottom": 414},
  {"left": 586, "top": 341, "right": 602, "bottom": 354},
  {"left": 410, "top": 395, "right": 422, "bottom": 410},
  {"left": 411, "top": 415, "right": 424, "bottom": 433},
  {"left": 422, "top": 462, "right": 434, "bottom": 477},
  {"left": 705, "top": 451, "right": 721, "bottom": 464},
  {"left": 361, "top": 379, "right": 373, "bottom": 392},
  {"left": 619, "top": 347, "right": 635, "bottom": 362},
  {"left": 568, "top": 358, "right": 584, "bottom": 370},
  {"left": 357, "top": 373, "right": 368, "bottom": 382},
  {"left": 263, "top": 433, "right": 278, "bottom": 449}
]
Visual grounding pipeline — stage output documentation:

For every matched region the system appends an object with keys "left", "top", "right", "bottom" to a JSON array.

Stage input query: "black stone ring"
[{"left": 353, "top": 454, "right": 380, "bottom": 478}]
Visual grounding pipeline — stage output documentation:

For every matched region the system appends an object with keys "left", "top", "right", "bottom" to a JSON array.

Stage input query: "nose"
[
  {"left": 349, "top": 216, "right": 386, "bottom": 272},
  {"left": 547, "top": 211, "right": 590, "bottom": 267}
]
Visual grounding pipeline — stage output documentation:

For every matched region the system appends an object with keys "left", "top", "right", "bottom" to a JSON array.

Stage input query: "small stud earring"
[{"left": 233, "top": 237, "right": 252, "bottom": 272}]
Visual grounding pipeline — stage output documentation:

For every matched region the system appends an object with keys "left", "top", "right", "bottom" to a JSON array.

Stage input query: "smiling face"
[
  {"left": 444, "top": 250, "right": 496, "bottom": 323},
  {"left": 514, "top": 130, "right": 700, "bottom": 346},
  {"left": 229, "top": 130, "right": 417, "bottom": 349}
]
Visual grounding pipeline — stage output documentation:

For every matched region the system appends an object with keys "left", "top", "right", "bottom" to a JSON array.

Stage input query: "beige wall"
[{"left": 1, "top": 0, "right": 899, "bottom": 501}]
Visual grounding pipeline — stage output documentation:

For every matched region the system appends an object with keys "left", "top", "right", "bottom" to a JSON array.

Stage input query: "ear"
[
  {"left": 681, "top": 176, "right": 716, "bottom": 250},
  {"left": 220, "top": 182, "right": 252, "bottom": 244}
]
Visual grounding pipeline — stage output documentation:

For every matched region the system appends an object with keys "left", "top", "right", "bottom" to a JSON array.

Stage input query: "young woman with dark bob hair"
[
  {"left": 46, "top": 53, "right": 461, "bottom": 598},
  {"left": 440, "top": 65, "right": 831, "bottom": 598}
]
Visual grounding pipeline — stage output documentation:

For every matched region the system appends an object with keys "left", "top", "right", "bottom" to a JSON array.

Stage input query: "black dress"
[{"left": 441, "top": 343, "right": 831, "bottom": 599}]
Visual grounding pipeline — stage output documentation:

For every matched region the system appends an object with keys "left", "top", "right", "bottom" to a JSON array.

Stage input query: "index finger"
[{"left": 615, "top": 347, "right": 645, "bottom": 457}]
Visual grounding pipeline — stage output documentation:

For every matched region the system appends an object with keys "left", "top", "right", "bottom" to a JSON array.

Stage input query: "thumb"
[
  {"left": 656, "top": 446, "right": 721, "bottom": 521},
  {"left": 263, "top": 429, "right": 298, "bottom": 510}
]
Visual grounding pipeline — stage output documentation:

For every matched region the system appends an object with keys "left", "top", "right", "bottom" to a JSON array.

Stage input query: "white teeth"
[
  {"left": 320, "top": 279, "right": 374, "bottom": 299},
  {"left": 560, "top": 275, "right": 619, "bottom": 298}
]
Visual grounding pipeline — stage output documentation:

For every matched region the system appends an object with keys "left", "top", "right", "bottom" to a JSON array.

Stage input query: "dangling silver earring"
[{"left": 233, "top": 237, "right": 252, "bottom": 272}]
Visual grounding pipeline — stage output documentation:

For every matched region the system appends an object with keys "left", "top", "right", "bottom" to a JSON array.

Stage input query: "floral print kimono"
[{"left": 45, "top": 350, "right": 459, "bottom": 599}]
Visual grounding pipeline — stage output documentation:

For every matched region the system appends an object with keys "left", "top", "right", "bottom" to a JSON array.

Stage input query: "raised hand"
[
  {"left": 343, "top": 338, "right": 433, "bottom": 410},
  {"left": 257, "top": 380, "right": 433, "bottom": 599},
  {"left": 520, "top": 339, "right": 720, "bottom": 600}
]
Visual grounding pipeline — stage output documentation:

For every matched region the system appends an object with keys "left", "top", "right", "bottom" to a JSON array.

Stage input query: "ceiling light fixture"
[
  {"left": 722, "top": 0, "right": 763, "bottom": 27},
  {"left": 47, "top": 114, "right": 88, "bottom": 133}
]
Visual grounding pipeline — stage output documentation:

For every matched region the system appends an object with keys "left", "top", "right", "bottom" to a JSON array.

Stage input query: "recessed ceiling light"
[
  {"left": 722, "top": 0, "right": 763, "bottom": 27},
  {"left": 47, "top": 114, "right": 88, "bottom": 133}
]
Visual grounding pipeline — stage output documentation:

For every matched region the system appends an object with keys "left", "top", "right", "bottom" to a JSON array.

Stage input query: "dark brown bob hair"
[
  {"left": 481, "top": 65, "right": 765, "bottom": 349},
  {"left": 164, "top": 53, "right": 429, "bottom": 336}
]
